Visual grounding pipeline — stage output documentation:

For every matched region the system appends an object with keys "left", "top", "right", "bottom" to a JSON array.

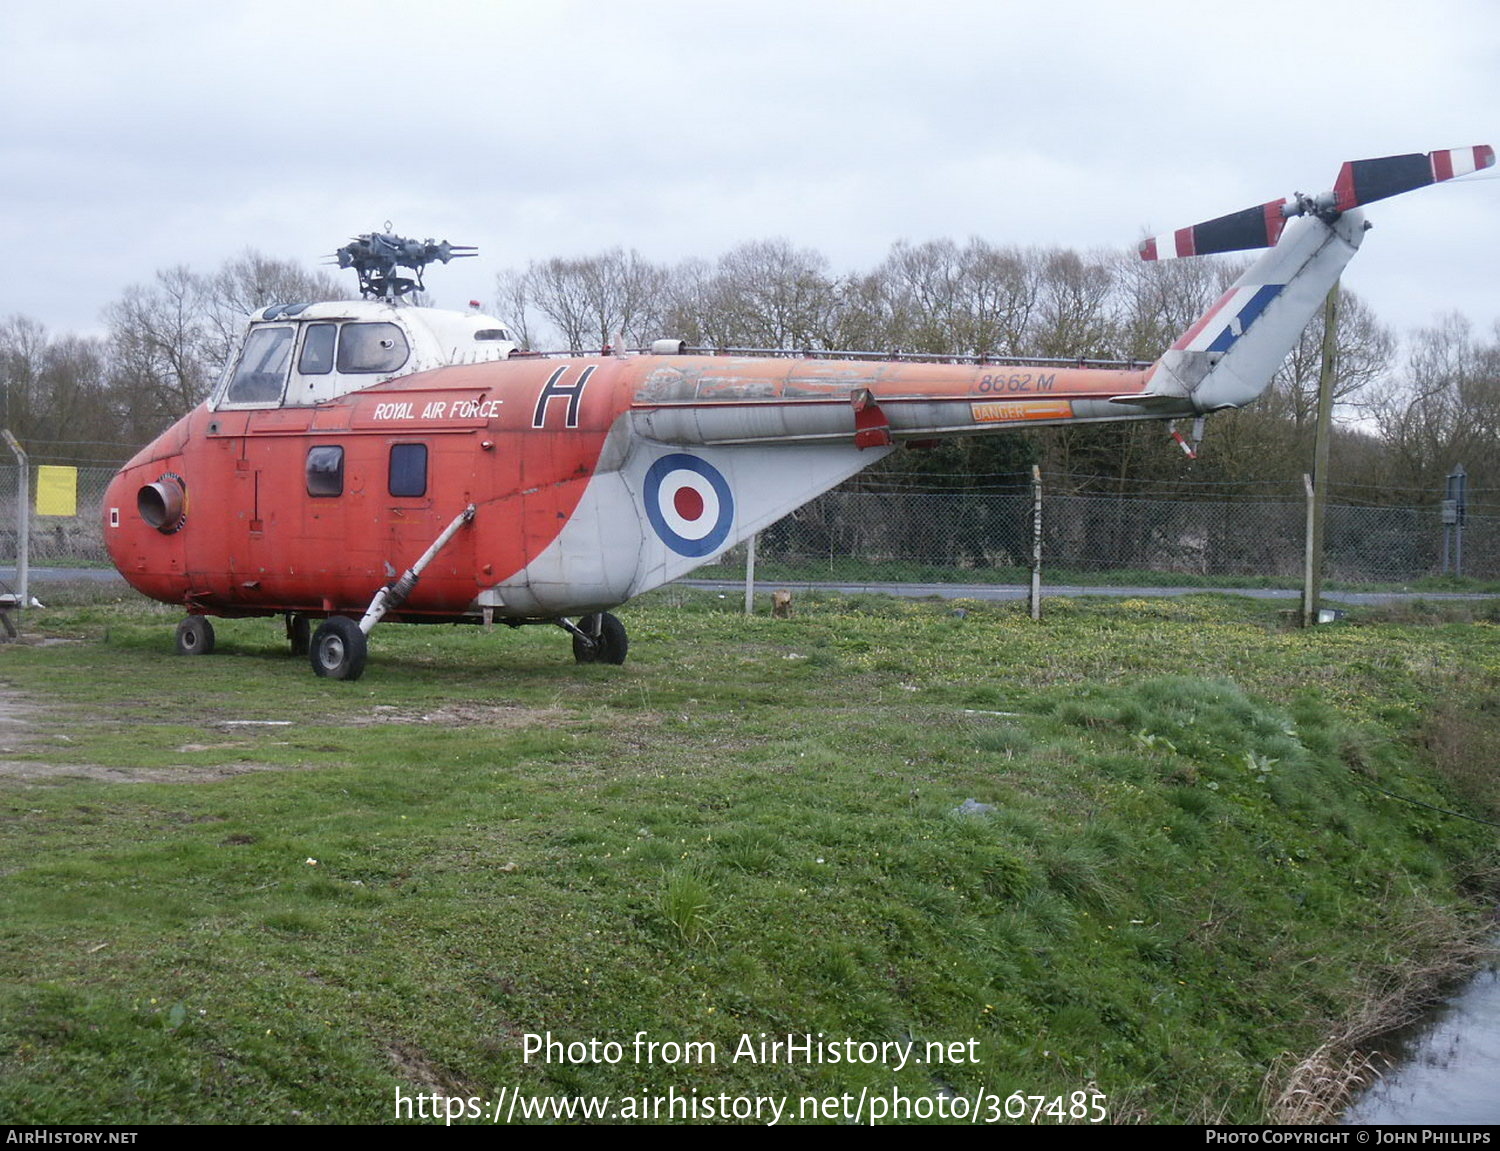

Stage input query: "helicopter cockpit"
[{"left": 213, "top": 300, "right": 518, "bottom": 410}]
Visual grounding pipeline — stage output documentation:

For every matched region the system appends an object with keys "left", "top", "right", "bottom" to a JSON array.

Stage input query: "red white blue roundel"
[{"left": 644, "top": 453, "right": 735, "bottom": 557}]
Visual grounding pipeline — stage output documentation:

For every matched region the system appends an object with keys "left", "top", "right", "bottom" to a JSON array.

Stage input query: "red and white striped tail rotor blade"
[
  {"left": 1332, "top": 145, "right": 1495, "bottom": 212},
  {"left": 1140, "top": 199, "right": 1288, "bottom": 261},
  {"left": 1140, "top": 146, "right": 1492, "bottom": 262}
]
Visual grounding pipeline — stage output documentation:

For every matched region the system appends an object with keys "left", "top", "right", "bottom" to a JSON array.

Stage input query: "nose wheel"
[{"left": 175, "top": 616, "right": 216, "bottom": 655}]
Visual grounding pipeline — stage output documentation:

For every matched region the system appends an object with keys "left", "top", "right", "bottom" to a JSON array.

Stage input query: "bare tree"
[
  {"left": 1029, "top": 249, "right": 1118, "bottom": 359},
  {"left": 0, "top": 316, "right": 116, "bottom": 462},
  {"left": 1374, "top": 314, "right": 1500, "bottom": 504},
  {"left": 494, "top": 267, "right": 540, "bottom": 350},
  {"left": 657, "top": 257, "right": 715, "bottom": 347},
  {"left": 1268, "top": 290, "right": 1394, "bottom": 429},
  {"left": 689, "top": 239, "right": 839, "bottom": 350},
  {"left": 104, "top": 251, "right": 345, "bottom": 437},
  {"left": 201, "top": 250, "right": 342, "bottom": 369},
  {"left": 525, "top": 257, "right": 602, "bottom": 351},
  {"left": 957, "top": 241, "right": 1040, "bottom": 357},
  {"left": 0, "top": 314, "right": 49, "bottom": 432},
  {"left": 496, "top": 249, "right": 670, "bottom": 352},
  {"left": 866, "top": 239, "right": 1040, "bottom": 357},
  {"left": 871, "top": 238, "right": 967, "bottom": 353},
  {"left": 1115, "top": 252, "right": 1242, "bottom": 362},
  {"left": 104, "top": 265, "right": 214, "bottom": 428}
]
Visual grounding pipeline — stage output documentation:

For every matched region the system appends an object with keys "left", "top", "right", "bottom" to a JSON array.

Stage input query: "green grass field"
[{"left": 1, "top": 584, "right": 1496, "bottom": 1124}]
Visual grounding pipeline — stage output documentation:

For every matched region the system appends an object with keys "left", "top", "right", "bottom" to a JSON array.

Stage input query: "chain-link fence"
[
  {"left": 1, "top": 465, "right": 1493, "bottom": 584},
  {"left": 726, "top": 489, "right": 1499, "bottom": 584},
  {"left": 0, "top": 465, "right": 116, "bottom": 566}
]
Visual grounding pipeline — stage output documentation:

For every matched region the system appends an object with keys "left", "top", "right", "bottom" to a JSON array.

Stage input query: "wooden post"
[{"left": 1302, "top": 282, "right": 1339, "bottom": 627}]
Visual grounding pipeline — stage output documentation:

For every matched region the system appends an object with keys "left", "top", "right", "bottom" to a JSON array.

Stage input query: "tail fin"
[
  {"left": 1144, "top": 210, "right": 1364, "bottom": 411},
  {"left": 1130, "top": 145, "right": 1492, "bottom": 413}
]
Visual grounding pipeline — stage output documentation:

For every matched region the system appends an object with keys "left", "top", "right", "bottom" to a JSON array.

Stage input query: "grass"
[{"left": 0, "top": 581, "right": 1497, "bottom": 1124}]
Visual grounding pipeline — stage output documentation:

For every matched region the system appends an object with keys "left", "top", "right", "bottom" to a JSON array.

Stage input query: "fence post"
[
  {"left": 1301, "top": 474, "right": 1316, "bottom": 624},
  {"left": 1443, "top": 465, "right": 1467, "bottom": 577},
  {"left": 744, "top": 532, "right": 757, "bottom": 615},
  {"left": 3, "top": 431, "right": 27, "bottom": 613},
  {"left": 1029, "top": 465, "right": 1043, "bottom": 620}
]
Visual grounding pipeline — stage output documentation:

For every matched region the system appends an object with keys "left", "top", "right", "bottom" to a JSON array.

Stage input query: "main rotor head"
[{"left": 331, "top": 229, "right": 478, "bottom": 299}]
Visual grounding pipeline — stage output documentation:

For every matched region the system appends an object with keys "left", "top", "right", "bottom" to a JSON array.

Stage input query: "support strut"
[{"left": 358, "top": 504, "right": 476, "bottom": 634}]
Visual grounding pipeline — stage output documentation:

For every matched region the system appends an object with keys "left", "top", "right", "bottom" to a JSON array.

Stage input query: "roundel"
[{"left": 643, "top": 453, "right": 735, "bottom": 557}]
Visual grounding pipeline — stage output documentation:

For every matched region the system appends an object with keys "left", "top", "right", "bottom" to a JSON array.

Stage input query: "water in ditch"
[{"left": 1343, "top": 960, "right": 1500, "bottom": 1124}]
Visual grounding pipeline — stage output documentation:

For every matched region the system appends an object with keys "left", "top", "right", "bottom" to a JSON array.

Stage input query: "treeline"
[
  {"left": 499, "top": 239, "right": 1499, "bottom": 509},
  {"left": 0, "top": 253, "right": 341, "bottom": 463},
  {"left": 2, "top": 239, "right": 1496, "bottom": 512}
]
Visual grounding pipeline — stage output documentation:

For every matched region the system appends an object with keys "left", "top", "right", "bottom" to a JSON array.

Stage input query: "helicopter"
[{"left": 103, "top": 148, "right": 1493, "bottom": 680}]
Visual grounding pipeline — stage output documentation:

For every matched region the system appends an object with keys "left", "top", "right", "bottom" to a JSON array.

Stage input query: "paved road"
[
  {"left": 4, "top": 567, "right": 126, "bottom": 585},
  {"left": 6, "top": 567, "right": 1494, "bottom": 606},
  {"left": 681, "top": 579, "right": 1496, "bottom": 605}
]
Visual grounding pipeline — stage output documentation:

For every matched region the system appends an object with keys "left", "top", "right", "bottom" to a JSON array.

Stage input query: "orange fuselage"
[{"left": 104, "top": 353, "right": 1149, "bottom": 622}]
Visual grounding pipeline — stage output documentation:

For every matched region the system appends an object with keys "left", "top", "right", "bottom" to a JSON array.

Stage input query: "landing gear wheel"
[
  {"left": 286, "top": 613, "right": 310, "bottom": 656},
  {"left": 572, "top": 612, "right": 628, "bottom": 665},
  {"left": 175, "top": 616, "right": 216, "bottom": 656},
  {"left": 310, "top": 617, "right": 368, "bottom": 681}
]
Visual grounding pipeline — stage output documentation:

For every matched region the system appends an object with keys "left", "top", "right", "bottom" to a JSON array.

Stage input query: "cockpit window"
[
  {"left": 474, "top": 328, "right": 511, "bottom": 341},
  {"left": 337, "top": 322, "right": 410, "bottom": 374},
  {"left": 224, "top": 326, "right": 294, "bottom": 404},
  {"left": 298, "top": 323, "right": 337, "bottom": 375}
]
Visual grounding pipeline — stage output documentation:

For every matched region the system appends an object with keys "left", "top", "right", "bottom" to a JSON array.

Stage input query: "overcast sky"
[{"left": 3, "top": 0, "right": 1497, "bottom": 344}]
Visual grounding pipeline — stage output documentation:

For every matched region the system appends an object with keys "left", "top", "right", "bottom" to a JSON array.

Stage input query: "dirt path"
[
  {"left": 0, "top": 684, "right": 569, "bottom": 783},
  {"left": 0, "top": 683, "right": 301, "bottom": 783}
]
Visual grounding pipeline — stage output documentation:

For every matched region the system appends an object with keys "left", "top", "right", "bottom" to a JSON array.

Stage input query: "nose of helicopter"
[{"left": 103, "top": 461, "right": 192, "bottom": 604}]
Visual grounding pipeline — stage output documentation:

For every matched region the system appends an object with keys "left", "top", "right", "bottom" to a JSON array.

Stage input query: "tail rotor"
[{"left": 1140, "top": 145, "right": 1494, "bottom": 261}]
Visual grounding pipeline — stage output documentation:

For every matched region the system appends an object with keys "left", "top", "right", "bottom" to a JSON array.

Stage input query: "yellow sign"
[
  {"left": 36, "top": 466, "right": 78, "bottom": 517},
  {"left": 971, "top": 400, "right": 1074, "bottom": 423}
]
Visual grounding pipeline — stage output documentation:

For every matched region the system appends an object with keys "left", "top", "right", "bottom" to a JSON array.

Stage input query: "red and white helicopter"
[{"left": 104, "top": 147, "right": 1493, "bottom": 679}]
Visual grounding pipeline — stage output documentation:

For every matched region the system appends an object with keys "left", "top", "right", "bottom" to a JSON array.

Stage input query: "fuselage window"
[
  {"left": 299, "top": 323, "right": 337, "bottom": 375},
  {"left": 306, "top": 445, "right": 345, "bottom": 497},
  {"left": 225, "top": 326, "right": 294, "bottom": 404},
  {"left": 338, "top": 322, "right": 410, "bottom": 374},
  {"left": 388, "top": 443, "right": 428, "bottom": 498}
]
